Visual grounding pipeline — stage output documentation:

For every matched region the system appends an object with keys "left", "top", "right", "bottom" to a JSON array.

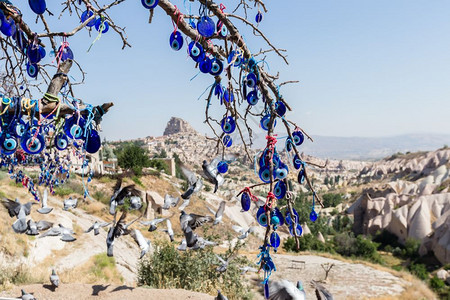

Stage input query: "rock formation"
[
  {"left": 163, "top": 117, "right": 197, "bottom": 136},
  {"left": 348, "top": 148, "right": 450, "bottom": 264}
]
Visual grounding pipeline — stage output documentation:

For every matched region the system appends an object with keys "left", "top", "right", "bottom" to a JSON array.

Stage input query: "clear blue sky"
[{"left": 20, "top": 0, "right": 450, "bottom": 141}]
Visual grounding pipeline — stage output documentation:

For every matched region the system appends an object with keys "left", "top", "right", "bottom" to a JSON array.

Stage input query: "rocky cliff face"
[
  {"left": 163, "top": 117, "right": 197, "bottom": 136},
  {"left": 348, "top": 148, "right": 450, "bottom": 264}
]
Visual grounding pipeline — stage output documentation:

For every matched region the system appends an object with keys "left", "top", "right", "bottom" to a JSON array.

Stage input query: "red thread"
[
  {"left": 240, "top": 187, "right": 260, "bottom": 203},
  {"left": 219, "top": 3, "right": 226, "bottom": 13},
  {"left": 264, "top": 192, "right": 276, "bottom": 209},
  {"left": 171, "top": 6, "right": 183, "bottom": 34}
]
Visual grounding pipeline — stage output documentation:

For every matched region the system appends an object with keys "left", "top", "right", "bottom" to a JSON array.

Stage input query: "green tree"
[{"left": 117, "top": 144, "right": 150, "bottom": 176}]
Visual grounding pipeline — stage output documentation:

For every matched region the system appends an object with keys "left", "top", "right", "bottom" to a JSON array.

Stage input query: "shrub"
[
  {"left": 429, "top": 276, "right": 445, "bottom": 290},
  {"left": 333, "top": 233, "right": 383, "bottom": 263},
  {"left": 138, "top": 241, "right": 252, "bottom": 300},
  {"left": 283, "top": 235, "right": 334, "bottom": 253},
  {"left": 408, "top": 263, "right": 428, "bottom": 280},
  {"left": 322, "top": 193, "right": 343, "bottom": 208}
]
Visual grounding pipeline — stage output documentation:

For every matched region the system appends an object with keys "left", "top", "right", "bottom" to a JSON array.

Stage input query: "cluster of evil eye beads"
[{"left": 0, "top": 97, "right": 101, "bottom": 156}]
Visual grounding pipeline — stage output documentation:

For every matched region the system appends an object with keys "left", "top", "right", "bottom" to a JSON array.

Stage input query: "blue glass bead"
[
  {"left": 217, "top": 161, "right": 228, "bottom": 173},
  {"left": 241, "top": 192, "right": 251, "bottom": 211},
  {"left": 246, "top": 90, "right": 258, "bottom": 105},
  {"left": 216, "top": 20, "right": 227, "bottom": 38},
  {"left": 199, "top": 57, "right": 212, "bottom": 73},
  {"left": 246, "top": 73, "right": 257, "bottom": 88},
  {"left": 58, "top": 45, "right": 74, "bottom": 61},
  {"left": 141, "top": 0, "right": 159, "bottom": 9},
  {"left": 270, "top": 232, "right": 280, "bottom": 248},
  {"left": 286, "top": 138, "right": 293, "bottom": 152},
  {"left": 260, "top": 114, "right": 276, "bottom": 131},
  {"left": 26, "top": 62, "right": 39, "bottom": 78},
  {"left": 223, "top": 89, "right": 234, "bottom": 103},
  {"left": 214, "top": 84, "right": 223, "bottom": 98},
  {"left": 258, "top": 166, "right": 271, "bottom": 183},
  {"left": 85, "top": 130, "right": 101, "bottom": 154},
  {"left": 255, "top": 11, "right": 263, "bottom": 23},
  {"left": 228, "top": 50, "right": 243, "bottom": 67},
  {"left": 285, "top": 208, "right": 299, "bottom": 226},
  {"left": 29, "top": 0, "right": 46, "bottom": 15},
  {"left": 1, "top": 135, "right": 18, "bottom": 155},
  {"left": 275, "top": 164, "right": 289, "bottom": 180},
  {"left": 15, "top": 120, "right": 26, "bottom": 137},
  {"left": 81, "top": 10, "right": 96, "bottom": 27},
  {"left": 256, "top": 206, "right": 268, "bottom": 227},
  {"left": 55, "top": 133, "right": 69, "bottom": 151},
  {"left": 0, "top": 15, "right": 15, "bottom": 37},
  {"left": 188, "top": 41, "right": 204, "bottom": 62},
  {"left": 259, "top": 151, "right": 270, "bottom": 168},
  {"left": 273, "top": 207, "right": 284, "bottom": 226},
  {"left": 27, "top": 45, "right": 44, "bottom": 64},
  {"left": 197, "top": 16, "right": 215, "bottom": 38},
  {"left": 289, "top": 223, "right": 303, "bottom": 237},
  {"left": 273, "top": 181, "right": 286, "bottom": 199},
  {"left": 210, "top": 58, "right": 223, "bottom": 76},
  {"left": 272, "top": 152, "right": 281, "bottom": 168},
  {"left": 64, "top": 116, "right": 86, "bottom": 139},
  {"left": 223, "top": 135, "right": 232, "bottom": 147},
  {"left": 264, "top": 282, "right": 269, "bottom": 299},
  {"left": 293, "top": 154, "right": 302, "bottom": 170},
  {"left": 292, "top": 131, "right": 305, "bottom": 146},
  {"left": 298, "top": 168, "right": 306, "bottom": 184},
  {"left": 220, "top": 116, "right": 236, "bottom": 134},
  {"left": 271, "top": 215, "right": 280, "bottom": 226},
  {"left": 275, "top": 101, "right": 286, "bottom": 117},
  {"left": 95, "top": 18, "right": 109, "bottom": 33},
  {"left": 310, "top": 210, "right": 318, "bottom": 222},
  {"left": 169, "top": 31, "right": 183, "bottom": 51},
  {"left": 21, "top": 133, "right": 45, "bottom": 154}
]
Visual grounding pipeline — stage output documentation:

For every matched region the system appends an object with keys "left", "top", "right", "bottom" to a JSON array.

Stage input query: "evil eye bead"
[
  {"left": 27, "top": 45, "right": 44, "bottom": 64},
  {"left": 270, "top": 232, "right": 280, "bottom": 248},
  {"left": 64, "top": 116, "right": 86, "bottom": 139},
  {"left": 293, "top": 154, "right": 302, "bottom": 170},
  {"left": 29, "top": 0, "right": 47, "bottom": 15},
  {"left": 26, "top": 62, "right": 39, "bottom": 78},
  {"left": 0, "top": 15, "right": 15, "bottom": 37},
  {"left": 246, "top": 90, "right": 258, "bottom": 106},
  {"left": 223, "top": 135, "right": 232, "bottom": 147},
  {"left": 70, "top": 124, "right": 83, "bottom": 139},
  {"left": 271, "top": 215, "right": 280, "bottom": 226},
  {"left": 81, "top": 10, "right": 96, "bottom": 27},
  {"left": 310, "top": 210, "right": 318, "bottom": 222},
  {"left": 289, "top": 223, "right": 303, "bottom": 237},
  {"left": 221, "top": 116, "right": 236, "bottom": 134},
  {"left": 188, "top": 41, "right": 204, "bottom": 62},
  {"left": 275, "top": 164, "right": 289, "bottom": 180},
  {"left": 292, "top": 131, "right": 305, "bottom": 146},
  {"left": 209, "top": 58, "right": 223, "bottom": 76},
  {"left": 58, "top": 45, "right": 74, "bottom": 61},
  {"left": 272, "top": 152, "right": 281, "bottom": 168},
  {"left": 199, "top": 57, "right": 212, "bottom": 73},
  {"left": 256, "top": 206, "right": 268, "bottom": 227},
  {"left": 246, "top": 73, "right": 257, "bottom": 88},
  {"left": 1, "top": 136, "right": 18, "bottom": 155},
  {"left": 227, "top": 50, "right": 242, "bottom": 67},
  {"left": 275, "top": 101, "right": 286, "bottom": 117},
  {"left": 55, "top": 133, "right": 69, "bottom": 151},
  {"left": 298, "top": 168, "right": 306, "bottom": 184},
  {"left": 85, "top": 129, "right": 101, "bottom": 153},
  {"left": 260, "top": 114, "right": 271, "bottom": 131},
  {"left": 217, "top": 161, "right": 228, "bottom": 173},
  {"left": 259, "top": 166, "right": 271, "bottom": 183},
  {"left": 95, "top": 18, "right": 109, "bottom": 33},
  {"left": 216, "top": 21, "right": 228, "bottom": 38},
  {"left": 285, "top": 208, "right": 299, "bottom": 226},
  {"left": 21, "top": 133, "right": 45, "bottom": 154},
  {"left": 286, "top": 138, "right": 293, "bottom": 152},
  {"left": 15, "top": 122, "right": 26, "bottom": 137},
  {"left": 255, "top": 11, "right": 263, "bottom": 23},
  {"left": 197, "top": 16, "right": 215, "bottom": 38},
  {"left": 241, "top": 192, "right": 251, "bottom": 211},
  {"left": 169, "top": 31, "right": 183, "bottom": 51},
  {"left": 273, "top": 181, "right": 286, "bottom": 199},
  {"left": 141, "top": 0, "right": 159, "bottom": 9},
  {"left": 223, "top": 89, "right": 234, "bottom": 103}
]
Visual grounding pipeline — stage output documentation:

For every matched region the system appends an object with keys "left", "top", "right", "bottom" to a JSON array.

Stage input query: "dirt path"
[{"left": 0, "top": 284, "right": 213, "bottom": 300}]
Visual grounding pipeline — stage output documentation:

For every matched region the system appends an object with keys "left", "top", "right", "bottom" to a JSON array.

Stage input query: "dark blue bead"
[
  {"left": 141, "top": 0, "right": 159, "bottom": 9},
  {"left": 95, "top": 18, "right": 109, "bottom": 33},
  {"left": 310, "top": 210, "right": 318, "bottom": 222},
  {"left": 241, "top": 192, "right": 251, "bottom": 211},
  {"left": 270, "top": 232, "right": 280, "bottom": 248},
  {"left": 217, "top": 161, "right": 228, "bottom": 173},
  {"left": 81, "top": 10, "right": 96, "bottom": 27},
  {"left": 273, "top": 181, "right": 286, "bottom": 199},
  {"left": 256, "top": 206, "right": 268, "bottom": 227},
  {"left": 197, "top": 16, "right": 215, "bottom": 38},
  {"left": 293, "top": 131, "right": 305, "bottom": 146},
  {"left": 169, "top": 31, "right": 183, "bottom": 51},
  {"left": 259, "top": 166, "right": 271, "bottom": 183},
  {"left": 223, "top": 135, "right": 232, "bottom": 147},
  {"left": 29, "top": 0, "right": 46, "bottom": 15},
  {"left": 199, "top": 57, "right": 212, "bottom": 73},
  {"left": 220, "top": 116, "right": 236, "bottom": 134}
]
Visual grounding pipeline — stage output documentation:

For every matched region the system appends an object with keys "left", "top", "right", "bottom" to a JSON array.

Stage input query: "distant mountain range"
[{"left": 295, "top": 134, "right": 450, "bottom": 161}]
